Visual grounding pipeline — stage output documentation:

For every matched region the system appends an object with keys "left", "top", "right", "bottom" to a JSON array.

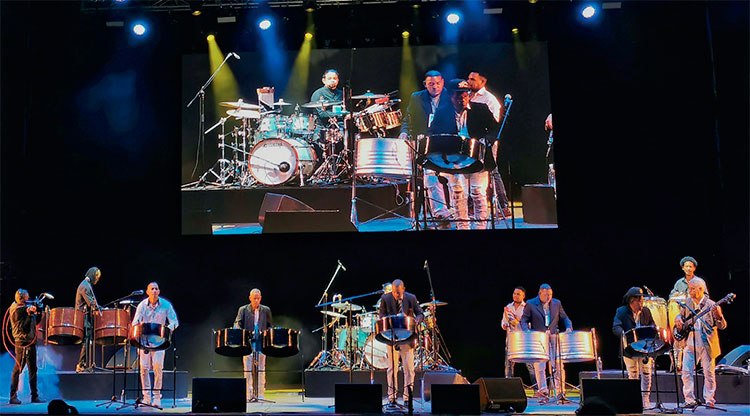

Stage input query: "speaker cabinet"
[
  {"left": 258, "top": 193, "right": 314, "bottom": 226},
  {"left": 431, "top": 383, "right": 480, "bottom": 414},
  {"left": 521, "top": 184, "right": 557, "bottom": 224},
  {"left": 191, "top": 378, "right": 245, "bottom": 413},
  {"left": 262, "top": 210, "right": 358, "bottom": 233},
  {"left": 334, "top": 383, "right": 382, "bottom": 413},
  {"left": 581, "top": 378, "right": 642, "bottom": 414},
  {"left": 422, "top": 371, "right": 467, "bottom": 401},
  {"left": 474, "top": 377, "right": 527, "bottom": 413}
]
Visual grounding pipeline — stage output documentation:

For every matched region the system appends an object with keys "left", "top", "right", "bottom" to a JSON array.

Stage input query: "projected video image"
[{"left": 181, "top": 42, "right": 557, "bottom": 234}]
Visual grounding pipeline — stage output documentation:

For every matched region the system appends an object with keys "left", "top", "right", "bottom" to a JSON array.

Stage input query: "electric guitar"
[{"left": 673, "top": 293, "right": 735, "bottom": 342}]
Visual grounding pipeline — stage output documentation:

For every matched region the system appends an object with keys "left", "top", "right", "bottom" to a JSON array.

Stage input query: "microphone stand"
[
  {"left": 492, "top": 97, "right": 514, "bottom": 229},
  {"left": 184, "top": 52, "right": 236, "bottom": 188},
  {"left": 309, "top": 262, "right": 345, "bottom": 369}
]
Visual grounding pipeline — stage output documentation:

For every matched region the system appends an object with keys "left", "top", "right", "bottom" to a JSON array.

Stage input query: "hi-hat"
[
  {"left": 352, "top": 92, "right": 388, "bottom": 100},
  {"left": 420, "top": 300, "right": 448, "bottom": 307},
  {"left": 301, "top": 100, "right": 343, "bottom": 109},
  {"left": 227, "top": 109, "right": 260, "bottom": 119},
  {"left": 321, "top": 310, "right": 346, "bottom": 319},
  {"left": 272, "top": 99, "right": 293, "bottom": 106},
  {"left": 331, "top": 302, "right": 363, "bottom": 311},
  {"left": 219, "top": 100, "right": 262, "bottom": 110}
]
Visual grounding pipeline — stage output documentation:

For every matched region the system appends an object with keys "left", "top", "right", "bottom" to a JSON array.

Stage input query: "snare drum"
[
  {"left": 363, "top": 334, "right": 390, "bottom": 369},
  {"left": 47, "top": 307, "right": 85, "bottom": 345},
  {"left": 214, "top": 328, "right": 253, "bottom": 357},
  {"left": 261, "top": 327, "right": 300, "bottom": 357},
  {"left": 130, "top": 323, "right": 172, "bottom": 351},
  {"left": 507, "top": 331, "right": 549, "bottom": 363},
  {"left": 558, "top": 330, "right": 597, "bottom": 363},
  {"left": 355, "top": 137, "right": 413, "bottom": 178},
  {"left": 94, "top": 308, "right": 131, "bottom": 346},
  {"left": 248, "top": 137, "right": 317, "bottom": 185},
  {"left": 375, "top": 314, "right": 417, "bottom": 344}
]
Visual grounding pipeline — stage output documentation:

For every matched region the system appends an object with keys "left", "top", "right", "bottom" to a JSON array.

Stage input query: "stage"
[{"left": 2, "top": 391, "right": 749, "bottom": 415}]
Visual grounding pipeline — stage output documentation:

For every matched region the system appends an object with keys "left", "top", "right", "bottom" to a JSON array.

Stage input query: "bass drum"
[
  {"left": 249, "top": 137, "right": 317, "bottom": 185},
  {"left": 363, "top": 334, "right": 389, "bottom": 370}
]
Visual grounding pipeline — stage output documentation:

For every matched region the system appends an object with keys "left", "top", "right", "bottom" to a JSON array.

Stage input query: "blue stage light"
[
  {"left": 582, "top": 5, "right": 597, "bottom": 19},
  {"left": 132, "top": 23, "right": 146, "bottom": 36},
  {"left": 446, "top": 13, "right": 460, "bottom": 25},
  {"left": 259, "top": 18, "right": 272, "bottom": 30}
]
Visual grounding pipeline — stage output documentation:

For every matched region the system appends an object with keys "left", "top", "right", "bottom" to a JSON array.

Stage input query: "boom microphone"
[
  {"left": 231, "top": 52, "right": 241, "bottom": 60},
  {"left": 132, "top": 290, "right": 145, "bottom": 296},
  {"left": 338, "top": 260, "right": 347, "bottom": 272},
  {"left": 40, "top": 292, "right": 55, "bottom": 300}
]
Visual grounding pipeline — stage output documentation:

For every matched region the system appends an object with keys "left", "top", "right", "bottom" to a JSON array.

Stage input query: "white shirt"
[
  {"left": 470, "top": 87, "right": 502, "bottom": 122},
  {"left": 502, "top": 301, "right": 526, "bottom": 332}
]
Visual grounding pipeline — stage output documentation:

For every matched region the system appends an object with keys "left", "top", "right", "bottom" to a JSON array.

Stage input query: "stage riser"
[
  {"left": 305, "top": 370, "right": 463, "bottom": 398},
  {"left": 57, "top": 371, "right": 188, "bottom": 401},
  {"left": 580, "top": 371, "right": 750, "bottom": 404}
]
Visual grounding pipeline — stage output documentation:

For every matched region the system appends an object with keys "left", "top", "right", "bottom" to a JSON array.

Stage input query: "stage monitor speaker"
[
  {"left": 258, "top": 193, "right": 315, "bottom": 226},
  {"left": 422, "top": 371, "right": 467, "bottom": 401},
  {"left": 191, "top": 378, "right": 245, "bottom": 413},
  {"left": 262, "top": 210, "right": 358, "bottom": 233},
  {"left": 521, "top": 184, "right": 557, "bottom": 224},
  {"left": 431, "top": 383, "right": 480, "bottom": 414},
  {"left": 581, "top": 378, "right": 642, "bottom": 414},
  {"left": 718, "top": 345, "right": 750, "bottom": 367},
  {"left": 474, "top": 377, "right": 527, "bottom": 413},
  {"left": 334, "top": 383, "right": 381, "bottom": 414}
]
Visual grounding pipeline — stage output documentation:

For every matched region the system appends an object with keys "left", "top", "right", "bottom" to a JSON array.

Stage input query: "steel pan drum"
[
  {"left": 47, "top": 307, "right": 85, "bottom": 345},
  {"left": 416, "top": 134, "right": 485, "bottom": 174},
  {"left": 363, "top": 334, "right": 389, "bottom": 369},
  {"left": 355, "top": 137, "right": 413, "bottom": 178},
  {"left": 624, "top": 326, "right": 669, "bottom": 357},
  {"left": 130, "top": 323, "right": 172, "bottom": 351},
  {"left": 214, "top": 328, "right": 253, "bottom": 357},
  {"left": 261, "top": 327, "right": 300, "bottom": 357},
  {"left": 558, "top": 330, "right": 597, "bottom": 363},
  {"left": 94, "top": 308, "right": 131, "bottom": 346},
  {"left": 507, "top": 330, "right": 550, "bottom": 363},
  {"left": 643, "top": 297, "right": 668, "bottom": 330},
  {"left": 375, "top": 314, "right": 417, "bottom": 344}
]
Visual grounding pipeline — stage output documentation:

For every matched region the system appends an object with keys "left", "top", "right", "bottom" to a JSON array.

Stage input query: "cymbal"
[
  {"left": 301, "top": 100, "right": 343, "bottom": 109},
  {"left": 331, "top": 302, "right": 363, "bottom": 311},
  {"left": 227, "top": 109, "right": 260, "bottom": 119},
  {"left": 272, "top": 99, "right": 293, "bottom": 106},
  {"left": 420, "top": 300, "right": 448, "bottom": 307},
  {"left": 219, "top": 100, "right": 262, "bottom": 110},
  {"left": 321, "top": 310, "right": 346, "bottom": 319},
  {"left": 352, "top": 92, "right": 388, "bottom": 100}
]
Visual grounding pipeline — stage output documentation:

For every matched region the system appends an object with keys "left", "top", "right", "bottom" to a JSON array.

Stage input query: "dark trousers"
[
  {"left": 78, "top": 314, "right": 93, "bottom": 368},
  {"left": 10, "top": 344, "right": 38, "bottom": 399}
]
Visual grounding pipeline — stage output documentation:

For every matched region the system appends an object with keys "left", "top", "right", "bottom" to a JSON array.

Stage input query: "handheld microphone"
[
  {"left": 338, "top": 260, "right": 347, "bottom": 272},
  {"left": 231, "top": 52, "right": 240, "bottom": 60}
]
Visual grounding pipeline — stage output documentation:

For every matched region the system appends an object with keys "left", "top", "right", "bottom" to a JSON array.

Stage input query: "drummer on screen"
[
  {"left": 612, "top": 287, "right": 655, "bottom": 408},
  {"left": 310, "top": 69, "right": 343, "bottom": 127},
  {"left": 132, "top": 282, "right": 179, "bottom": 408},
  {"left": 520, "top": 283, "right": 572, "bottom": 401},
  {"left": 378, "top": 279, "right": 423, "bottom": 404},
  {"left": 75, "top": 266, "right": 101, "bottom": 373},
  {"left": 233, "top": 288, "right": 273, "bottom": 400}
]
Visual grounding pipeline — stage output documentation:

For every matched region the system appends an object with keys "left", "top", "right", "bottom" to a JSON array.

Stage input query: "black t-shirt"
[{"left": 310, "top": 86, "right": 343, "bottom": 126}]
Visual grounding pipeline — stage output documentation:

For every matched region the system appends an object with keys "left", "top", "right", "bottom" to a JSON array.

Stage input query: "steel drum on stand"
[
  {"left": 558, "top": 330, "right": 597, "bottom": 363},
  {"left": 507, "top": 331, "right": 550, "bottom": 363},
  {"left": 214, "top": 328, "right": 253, "bottom": 357},
  {"left": 47, "top": 307, "right": 85, "bottom": 345},
  {"left": 94, "top": 308, "right": 131, "bottom": 346}
]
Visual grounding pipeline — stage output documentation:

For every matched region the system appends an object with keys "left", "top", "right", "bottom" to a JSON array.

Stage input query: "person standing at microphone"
[{"left": 234, "top": 288, "right": 273, "bottom": 400}]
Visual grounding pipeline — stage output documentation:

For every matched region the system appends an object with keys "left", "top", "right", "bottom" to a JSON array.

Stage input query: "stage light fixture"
[
  {"left": 582, "top": 5, "right": 597, "bottom": 19},
  {"left": 402, "top": 30, "right": 410, "bottom": 38},
  {"left": 511, "top": 28, "right": 519, "bottom": 35},
  {"left": 132, "top": 23, "right": 146, "bottom": 36},
  {"left": 259, "top": 18, "right": 272, "bottom": 30},
  {"left": 446, "top": 13, "right": 460, "bottom": 25},
  {"left": 305, "top": 32, "right": 313, "bottom": 40},
  {"left": 207, "top": 34, "right": 215, "bottom": 42}
]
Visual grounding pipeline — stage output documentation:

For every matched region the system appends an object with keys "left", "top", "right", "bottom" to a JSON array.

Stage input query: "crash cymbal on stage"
[
  {"left": 351, "top": 92, "right": 388, "bottom": 100},
  {"left": 227, "top": 109, "right": 261, "bottom": 119},
  {"left": 321, "top": 310, "right": 346, "bottom": 319},
  {"left": 272, "top": 99, "right": 293, "bottom": 106},
  {"left": 420, "top": 300, "right": 448, "bottom": 307},
  {"left": 331, "top": 302, "right": 363, "bottom": 311},
  {"left": 301, "top": 100, "right": 343, "bottom": 109},
  {"left": 219, "top": 100, "right": 263, "bottom": 110}
]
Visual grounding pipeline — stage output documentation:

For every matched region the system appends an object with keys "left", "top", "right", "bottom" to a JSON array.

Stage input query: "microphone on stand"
[
  {"left": 132, "top": 290, "right": 145, "bottom": 296},
  {"left": 423, "top": 260, "right": 428, "bottom": 270},
  {"left": 231, "top": 52, "right": 241, "bottom": 60},
  {"left": 40, "top": 292, "right": 55, "bottom": 300},
  {"left": 338, "top": 260, "right": 347, "bottom": 272}
]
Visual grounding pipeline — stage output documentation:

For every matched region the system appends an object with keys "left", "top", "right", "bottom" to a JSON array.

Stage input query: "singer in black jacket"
[
  {"left": 612, "top": 287, "right": 655, "bottom": 408},
  {"left": 377, "top": 279, "right": 423, "bottom": 403},
  {"left": 9, "top": 289, "right": 44, "bottom": 405}
]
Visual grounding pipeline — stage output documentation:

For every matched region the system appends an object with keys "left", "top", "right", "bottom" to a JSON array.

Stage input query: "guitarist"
[{"left": 674, "top": 277, "right": 727, "bottom": 408}]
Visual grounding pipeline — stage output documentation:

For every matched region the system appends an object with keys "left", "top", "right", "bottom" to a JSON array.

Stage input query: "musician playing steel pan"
[
  {"left": 520, "top": 283, "right": 572, "bottom": 400},
  {"left": 233, "top": 288, "right": 273, "bottom": 400},
  {"left": 612, "top": 287, "right": 655, "bottom": 408},
  {"left": 378, "top": 279, "right": 424, "bottom": 404},
  {"left": 75, "top": 266, "right": 101, "bottom": 373},
  {"left": 674, "top": 277, "right": 727, "bottom": 408},
  {"left": 501, "top": 286, "right": 536, "bottom": 383},
  {"left": 132, "top": 282, "right": 179, "bottom": 408}
]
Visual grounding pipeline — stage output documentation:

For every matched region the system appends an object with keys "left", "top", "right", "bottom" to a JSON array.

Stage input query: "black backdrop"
[{"left": 2, "top": 1, "right": 748, "bottom": 384}]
